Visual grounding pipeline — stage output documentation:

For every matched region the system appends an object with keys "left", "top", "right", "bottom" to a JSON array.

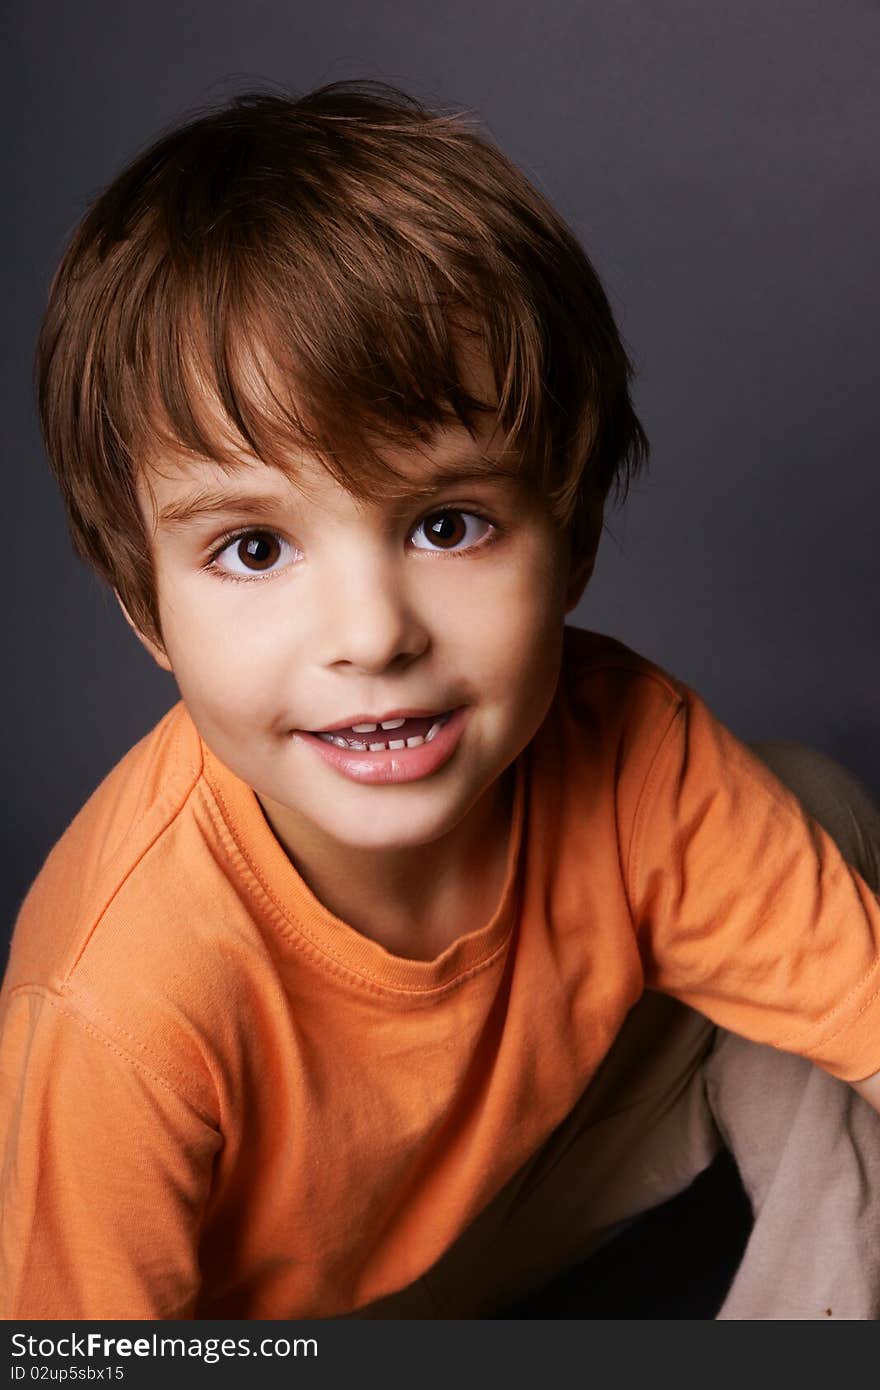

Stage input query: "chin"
[{"left": 324, "top": 798, "right": 473, "bottom": 852}]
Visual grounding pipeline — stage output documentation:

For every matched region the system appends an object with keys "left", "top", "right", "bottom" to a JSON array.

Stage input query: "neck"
[{"left": 258, "top": 769, "right": 517, "bottom": 961}]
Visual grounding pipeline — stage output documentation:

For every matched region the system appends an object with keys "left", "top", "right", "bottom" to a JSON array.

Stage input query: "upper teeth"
[
  {"left": 315, "top": 713, "right": 449, "bottom": 751},
  {"left": 351, "top": 718, "right": 406, "bottom": 733}
]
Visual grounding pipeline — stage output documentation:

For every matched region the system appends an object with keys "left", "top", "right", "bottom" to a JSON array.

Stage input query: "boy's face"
[{"left": 129, "top": 389, "right": 592, "bottom": 862}]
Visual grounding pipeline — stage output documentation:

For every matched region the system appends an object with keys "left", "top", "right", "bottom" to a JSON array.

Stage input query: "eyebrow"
[
  {"left": 157, "top": 489, "right": 289, "bottom": 530},
  {"left": 155, "top": 458, "right": 523, "bottom": 530}
]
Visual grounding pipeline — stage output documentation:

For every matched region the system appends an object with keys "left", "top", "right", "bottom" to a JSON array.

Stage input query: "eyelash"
[{"left": 201, "top": 509, "right": 501, "bottom": 583}]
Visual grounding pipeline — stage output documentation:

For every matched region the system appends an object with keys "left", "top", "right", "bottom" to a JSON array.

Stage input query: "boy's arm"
[{"left": 1, "top": 985, "right": 220, "bottom": 1319}]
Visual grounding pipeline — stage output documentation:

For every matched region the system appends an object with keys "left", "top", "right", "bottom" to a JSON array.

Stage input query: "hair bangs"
[{"left": 127, "top": 200, "right": 548, "bottom": 511}]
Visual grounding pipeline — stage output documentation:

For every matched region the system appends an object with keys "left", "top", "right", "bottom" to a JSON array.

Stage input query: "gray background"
[{"left": 3, "top": 0, "right": 879, "bottom": 946}]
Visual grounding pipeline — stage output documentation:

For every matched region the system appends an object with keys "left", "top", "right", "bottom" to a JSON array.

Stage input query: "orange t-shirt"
[{"left": 3, "top": 626, "right": 880, "bottom": 1319}]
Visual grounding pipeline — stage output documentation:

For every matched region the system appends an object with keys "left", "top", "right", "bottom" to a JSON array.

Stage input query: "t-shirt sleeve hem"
[{"left": 792, "top": 970, "right": 880, "bottom": 1082}]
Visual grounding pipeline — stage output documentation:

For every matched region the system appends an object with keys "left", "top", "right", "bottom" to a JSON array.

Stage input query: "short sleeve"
[
  {"left": 0, "top": 985, "right": 222, "bottom": 1319},
  {"left": 627, "top": 687, "right": 880, "bottom": 1080}
]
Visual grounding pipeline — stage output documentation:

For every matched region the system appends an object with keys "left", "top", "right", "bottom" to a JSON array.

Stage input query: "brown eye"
[
  {"left": 412, "top": 510, "right": 493, "bottom": 553},
  {"left": 423, "top": 512, "right": 467, "bottom": 548},
  {"left": 212, "top": 529, "right": 295, "bottom": 578},
  {"left": 237, "top": 532, "right": 281, "bottom": 570}
]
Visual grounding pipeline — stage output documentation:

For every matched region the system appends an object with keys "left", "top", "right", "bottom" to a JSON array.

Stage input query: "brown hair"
[{"left": 36, "top": 80, "right": 648, "bottom": 646}]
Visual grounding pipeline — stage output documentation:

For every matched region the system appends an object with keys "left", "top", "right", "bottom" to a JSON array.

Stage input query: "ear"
[
  {"left": 114, "top": 592, "right": 173, "bottom": 673},
  {"left": 564, "top": 498, "right": 604, "bottom": 614}
]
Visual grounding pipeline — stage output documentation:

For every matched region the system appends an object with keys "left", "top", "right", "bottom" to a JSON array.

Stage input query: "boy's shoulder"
[
  {"left": 3, "top": 703, "right": 229, "bottom": 1110},
  {"left": 524, "top": 626, "right": 695, "bottom": 840},
  {"left": 558, "top": 624, "right": 687, "bottom": 733},
  {"left": 6, "top": 702, "right": 203, "bottom": 985}
]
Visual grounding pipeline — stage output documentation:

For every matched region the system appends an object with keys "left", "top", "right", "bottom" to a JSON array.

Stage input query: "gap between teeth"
[
  {"left": 318, "top": 717, "right": 447, "bottom": 750},
  {"left": 352, "top": 718, "right": 406, "bottom": 732}
]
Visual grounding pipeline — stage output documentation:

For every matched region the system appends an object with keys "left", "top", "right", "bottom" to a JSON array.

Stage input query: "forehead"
[
  {"left": 135, "top": 330, "right": 525, "bottom": 530},
  {"left": 137, "top": 309, "right": 527, "bottom": 499},
  {"left": 138, "top": 423, "right": 524, "bottom": 534}
]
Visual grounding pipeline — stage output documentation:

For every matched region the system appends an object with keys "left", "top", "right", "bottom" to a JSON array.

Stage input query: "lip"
[
  {"left": 309, "top": 708, "right": 450, "bottom": 734},
  {"left": 295, "top": 707, "right": 468, "bottom": 784}
]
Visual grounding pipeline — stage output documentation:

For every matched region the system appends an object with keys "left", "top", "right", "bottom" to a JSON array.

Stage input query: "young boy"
[{"left": 2, "top": 80, "right": 880, "bottom": 1321}]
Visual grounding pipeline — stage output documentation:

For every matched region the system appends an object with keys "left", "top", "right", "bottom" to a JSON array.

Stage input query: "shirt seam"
[
  {"left": 623, "top": 696, "right": 686, "bottom": 920},
  {"left": 622, "top": 691, "right": 880, "bottom": 1070},
  {"left": 64, "top": 712, "right": 204, "bottom": 985},
  {"left": 774, "top": 936, "right": 880, "bottom": 1059},
  {"left": 569, "top": 653, "right": 686, "bottom": 704},
  {"left": 4, "top": 984, "right": 217, "bottom": 1125}
]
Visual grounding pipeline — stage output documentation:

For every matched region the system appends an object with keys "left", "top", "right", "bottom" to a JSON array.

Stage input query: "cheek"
[
  {"left": 451, "top": 551, "right": 566, "bottom": 701},
  {"left": 506, "top": 546, "right": 569, "bottom": 693},
  {"left": 161, "top": 595, "right": 286, "bottom": 730}
]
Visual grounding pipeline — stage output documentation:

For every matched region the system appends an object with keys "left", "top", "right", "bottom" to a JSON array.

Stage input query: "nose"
[{"left": 314, "top": 550, "right": 430, "bottom": 675}]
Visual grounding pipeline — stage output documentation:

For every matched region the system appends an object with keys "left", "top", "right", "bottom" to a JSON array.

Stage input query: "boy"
[{"left": 2, "top": 80, "right": 880, "bottom": 1320}]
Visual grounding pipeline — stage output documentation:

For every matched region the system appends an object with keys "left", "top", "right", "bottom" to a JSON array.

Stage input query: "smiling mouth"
[{"left": 307, "top": 712, "right": 454, "bottom": 751}]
